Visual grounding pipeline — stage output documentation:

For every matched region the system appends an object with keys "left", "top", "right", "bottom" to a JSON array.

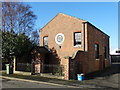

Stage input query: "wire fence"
[
  {"left": 16, "top": 63, "right": 31, "bottom": 72},
  {"left": 42, "top": 64, "right": 64, "bottom": 76}
]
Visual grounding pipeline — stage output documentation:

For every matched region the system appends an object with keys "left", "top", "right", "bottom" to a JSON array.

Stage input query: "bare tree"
[
  {"left": 2, "top": 2, "right": 37, "bottom": 36},
  {"left": 31, "top": 29, "right": 39, "bottom": 45}
]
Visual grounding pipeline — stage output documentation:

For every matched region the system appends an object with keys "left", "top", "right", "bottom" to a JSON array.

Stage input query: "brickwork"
[
  {"left": 40, "top": 13, "right": 110, "bottom": 80},
  {"left": 63, "top": 59, "right": 69, "bottom": 80},
  {"left": 86, "top": 23, "right": 110, "bottom": 73}
]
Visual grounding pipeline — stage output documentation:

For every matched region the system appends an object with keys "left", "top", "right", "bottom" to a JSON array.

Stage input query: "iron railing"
[{"left": 16, "top": 63, "right": 64, "bottom": 76}]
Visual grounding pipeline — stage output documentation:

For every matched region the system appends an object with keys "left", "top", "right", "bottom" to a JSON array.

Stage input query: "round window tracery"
[{"left": 55, "top": 33, "right": 65, "bottom": 45}]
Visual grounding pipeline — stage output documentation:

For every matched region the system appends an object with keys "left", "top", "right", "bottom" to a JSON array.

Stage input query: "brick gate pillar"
[{"left": 64, "top": 58, "right": 70, "bottom": 80}]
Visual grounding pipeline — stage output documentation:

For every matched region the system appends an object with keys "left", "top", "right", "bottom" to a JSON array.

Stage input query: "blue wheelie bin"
[{"left": 77, "top": 73, "right": 84, "bottom": 81}]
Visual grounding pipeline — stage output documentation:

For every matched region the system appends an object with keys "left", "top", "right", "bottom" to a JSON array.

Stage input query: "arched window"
[
  {"left": 104, "top": 46, "right": 107, "bottom": 59},
  {"left": 95, "top": 44, "right": 99, "bottom": 59},
  {"left": 43, "top": 36, "right": 48, "bottom": 48}
]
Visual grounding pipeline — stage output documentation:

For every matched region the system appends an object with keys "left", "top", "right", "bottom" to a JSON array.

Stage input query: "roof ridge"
[{"left": 58, "top": 13, "right": 87, "bottom": 22}]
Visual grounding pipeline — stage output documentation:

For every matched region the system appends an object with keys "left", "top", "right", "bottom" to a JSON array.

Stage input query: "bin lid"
[
  {"left": 5, "top": 64, "right": 10, "bottom": 65},
  {"left": 80, "top": 73, "right": 84, "bottom": 75}
]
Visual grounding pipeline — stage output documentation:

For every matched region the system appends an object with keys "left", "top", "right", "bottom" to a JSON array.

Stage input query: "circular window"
[{"left": 55, "top": 33, "right": 65, "bottom": 45}]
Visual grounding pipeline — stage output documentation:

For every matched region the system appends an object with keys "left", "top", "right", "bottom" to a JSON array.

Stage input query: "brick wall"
[
  {"left": 86, "top": 23, "right": 110, "bottom": 73},
  {"left": 40, "top": 13, "right": 110, "bottom": 80}
]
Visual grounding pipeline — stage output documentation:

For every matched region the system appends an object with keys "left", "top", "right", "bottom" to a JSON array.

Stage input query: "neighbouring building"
[
  {"left": 110, "top": 48, "right": 120, "bottom": 63},
  {"left": 34, "top": 13, "right": 110, "bottom": 80}
]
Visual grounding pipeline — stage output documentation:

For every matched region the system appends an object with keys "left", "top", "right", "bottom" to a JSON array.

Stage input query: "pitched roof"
[
  {"left": 58, "top": 13, "right": 87, "bottom": 22},
  {"left": 40, "top": 13, "right": 109, "bottom": 37},
  {"left": 40, "top": 13, "right": 87, "bottom": 31},
  {"left": 31, "top": 46, "right": 50, "bottom": 54}
]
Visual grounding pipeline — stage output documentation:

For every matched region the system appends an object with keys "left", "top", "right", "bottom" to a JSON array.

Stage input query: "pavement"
[
  {"left": 1, "top": 75, "right": 117, "bottom": 89},
  {"left": 1, "top": 76, "right": 77, "bottom": 88},
  {"left": 1, "top": 76, "right": 101, "bottom": 88},
  {"left": 1, "top": 76, "right": 78, "bottom": 88}
]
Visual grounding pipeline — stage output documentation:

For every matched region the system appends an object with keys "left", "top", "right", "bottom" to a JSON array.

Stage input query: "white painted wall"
[{"left": 110, "top": 48, "right": 120, "bottom": 55}]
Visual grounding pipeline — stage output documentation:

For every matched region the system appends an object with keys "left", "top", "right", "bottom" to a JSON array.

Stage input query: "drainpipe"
[
  {"left": 83, "top": 22, "right": 85, "bottom": 51},
  {"left": 83, "top": 22, "right": 88, "bottom": 52}
]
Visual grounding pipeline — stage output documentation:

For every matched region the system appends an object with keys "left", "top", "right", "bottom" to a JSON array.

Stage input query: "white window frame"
[{"left": 74, "top": 32, "right": 82, "bottom": 47}]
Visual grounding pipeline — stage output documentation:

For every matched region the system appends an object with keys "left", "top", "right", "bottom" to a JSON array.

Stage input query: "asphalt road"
[
  {"left": 83, "top": 63, "right": 120, "bottom": 88},
  {"left": 1, "top": 78, "right": 74, "bottom": 88}
]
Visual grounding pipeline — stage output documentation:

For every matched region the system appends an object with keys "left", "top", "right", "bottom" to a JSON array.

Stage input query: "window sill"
[
  {"left": 96, "top": 59, "right": 99, "bottom": 60},
  {"left": 74, "top": 45, "right": 81, "bottom": 48}
]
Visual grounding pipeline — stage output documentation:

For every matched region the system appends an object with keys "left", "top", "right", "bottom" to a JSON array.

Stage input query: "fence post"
[{"left": 13, "top": 56, "right": 16, "bottom": 73}]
